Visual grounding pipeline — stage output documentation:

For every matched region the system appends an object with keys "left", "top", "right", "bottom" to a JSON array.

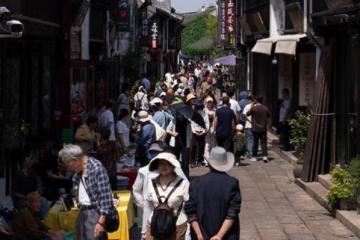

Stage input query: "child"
[{"left": 233, "top": 124, "right": 246, "bottom": 166}]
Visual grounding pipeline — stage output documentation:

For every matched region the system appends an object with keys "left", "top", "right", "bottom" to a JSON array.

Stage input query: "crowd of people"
[{"left": 0, "top": 60, "right": 294, "bottom": 240}]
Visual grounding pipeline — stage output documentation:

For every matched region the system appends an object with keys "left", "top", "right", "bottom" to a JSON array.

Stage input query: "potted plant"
[
  {"left": 348, "top": 156, "right": 360, "bottom": 214},
  {"left": 327, "top": 167, "right": 357, "bottom": 211},
  {"left": 288, "top": 111, "right": 311, "bottom": 178}
]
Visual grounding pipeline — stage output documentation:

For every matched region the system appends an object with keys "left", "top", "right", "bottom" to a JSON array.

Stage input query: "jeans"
[
  {"left": 245, "top": 128, "right": 254, "bottom": 157},
  {"left": 253, "top": 131, "right": 267, "bottom": 157}
]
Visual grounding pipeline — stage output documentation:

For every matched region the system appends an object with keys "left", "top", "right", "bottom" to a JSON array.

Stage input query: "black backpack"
[{"left": 150, "top": 178, "right": 184, "bottom": 239}]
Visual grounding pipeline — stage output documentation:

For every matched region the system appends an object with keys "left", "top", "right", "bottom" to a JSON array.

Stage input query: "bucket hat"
[
  {"left": 149, "top": 152, "right": 181, "bottom": 171},
  {"left": 137, "top": 111, "right": 152, "bottom": 122},
  {"left": 205, "top": 147, "right": 234, "bottom": 172}
]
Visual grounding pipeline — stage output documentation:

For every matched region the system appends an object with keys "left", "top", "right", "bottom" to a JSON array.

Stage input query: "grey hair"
[{"left": 58, "top": 144, "right": 84, "bottom": 162}]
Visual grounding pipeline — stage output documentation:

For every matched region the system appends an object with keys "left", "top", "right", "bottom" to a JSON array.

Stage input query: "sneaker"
[
  {"left": 263, "top": 156, "right": 269, "bottom": 163},
  {"left": 249, "top": 157, "right": 257, "bottom": 162}
]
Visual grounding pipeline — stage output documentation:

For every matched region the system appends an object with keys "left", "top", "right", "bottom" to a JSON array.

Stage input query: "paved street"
[
  {"left": 132, "top": 150, "right": 359, "bottom": 240},
  {"left": 191, "top": 150, "right": 359, "bottom": 240},
  {"left": 132, "top": 151, "right": 358, "bottom": 240}
]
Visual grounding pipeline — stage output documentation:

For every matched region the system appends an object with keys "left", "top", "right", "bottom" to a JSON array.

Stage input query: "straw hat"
[
  {"left": 186, "top": 93, "right": 196, "bottom": 103},
  {"left": 149, "top": 152, "right": 181, "bottom": 171},
  {"left": 205, "top": 147, "right": 234, "bottom": 172},
  {"left": 137, "top": 111, "right": 152, "bottom": 122}
]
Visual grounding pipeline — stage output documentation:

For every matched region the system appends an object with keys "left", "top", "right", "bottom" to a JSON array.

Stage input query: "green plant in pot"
[
  {"left": 348, "top": 156, "right": 360, "bottom": 214},
  {"left": 327, "top": 167, "right": 357, "bottom": 211},
  {"left": 289, "top": 111, "right": 311, "bottom": 161}
]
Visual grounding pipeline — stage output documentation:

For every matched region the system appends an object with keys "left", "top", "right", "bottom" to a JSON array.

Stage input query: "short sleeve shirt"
[
  {"left": 215, "top": 106, "right": 235, "bottom": 137},
  {"left": 99, "top": 110, "right": 116, "bottom": 141}
]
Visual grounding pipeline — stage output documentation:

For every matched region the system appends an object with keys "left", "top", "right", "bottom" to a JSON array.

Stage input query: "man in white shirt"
[
  {"left": 243, "top": 97, "right": 255, "bottom": 161},
  {"left": 99, "top": 102, "right": 116, "bottom": 141},
  {"left": 223, "top": 89, "right": 241, "bottom": 123}
]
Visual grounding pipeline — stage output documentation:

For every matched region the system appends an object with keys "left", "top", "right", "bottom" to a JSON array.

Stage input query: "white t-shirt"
[
  {"left": 230, "top": 98, "right": 241, "bottom": 120},
  {"left": 243, "top": 103, "right": 252, "bottom": 129},
  {"left": 146, "top": 176, "right": 189, "bottom": 225},
  {"left": 116, "top": 120, "right": 130, "bottom": 147},
  {"left": 99, "top": 109, "right": 116, "bottom": 141},
  {"left": 78, "top": 176, "right": 91, "bottom": 206}
]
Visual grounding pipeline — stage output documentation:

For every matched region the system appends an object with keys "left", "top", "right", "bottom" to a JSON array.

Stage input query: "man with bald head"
[{"left": 12, "top": 192, "right": 65, "bottom": 240}]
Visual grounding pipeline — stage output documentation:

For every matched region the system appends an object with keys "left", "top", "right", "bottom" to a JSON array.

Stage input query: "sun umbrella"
[{"left": 170, "top": 102, "right": 206, "bottom": 129}]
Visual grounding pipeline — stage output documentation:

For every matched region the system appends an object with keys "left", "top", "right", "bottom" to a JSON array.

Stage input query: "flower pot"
[{"left": 338, "top": 199, "right": 356, "bottom": 210}]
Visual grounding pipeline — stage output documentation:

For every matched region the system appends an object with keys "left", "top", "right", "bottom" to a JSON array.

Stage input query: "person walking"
[
  {"left": 213, "top": 96, "right": 236, "bottom": 152},
  {"left": 58, "top": 144, "right": 113, "bottom": 240},
  {"left": 247, "top": 96, "right": 272, "bottom": 162},
  {"left": 278, "top": 88, "right": 292, "bottom": 150},
  {"left": 145, "top": 153, "right": 189, "bottom": 240},
  {"left": 190, "top": 98, "right": 210, "bottom": 167},
  {"left": 75, "top": 116, "right": 98, "bottom": 154},
  {"left": 135, "top": 111, "right": 156, "bottom": 166},
  {"left": 99, "top": 102, "right": 116, "bottom": 142},
  {"left": 185, "top": 147, "right": 241, "bottom": 240},
  {"left": 133, "top": 143, "right": 187, "bottom": 240},
  {"left": 242, "top": 96, "right": 255, "bottom": 160}
]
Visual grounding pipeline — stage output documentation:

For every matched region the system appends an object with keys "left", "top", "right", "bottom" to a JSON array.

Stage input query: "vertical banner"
[
  {"left": 278, "top": 55, "right": 293, "bottom": 99},
  {"left": 218, "top": 0, "right": 226, "bottom": 44},
  {"left": 299, "top": 52, "right": 316, "bottom": 106},
  {"left": 225, "top": 0, "right": 236, "bottom": 47}
]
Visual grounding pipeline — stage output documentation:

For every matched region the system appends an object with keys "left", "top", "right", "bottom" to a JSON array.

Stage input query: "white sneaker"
[
  {"left": 250, "top": 157, "right": 257, "bottom": 162},
  {"left": 263, "top": 156, "right": 269, "bottom": 163}
]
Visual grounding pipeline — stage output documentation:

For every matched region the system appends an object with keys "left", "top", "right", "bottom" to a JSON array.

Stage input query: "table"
[{"left": 44, "top": 191, "right": 136, "bottom": 240}]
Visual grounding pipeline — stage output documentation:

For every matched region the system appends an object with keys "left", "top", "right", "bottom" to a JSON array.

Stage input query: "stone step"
[
  {"left": 318, "top": 174, "right": 332, "bottom": 190},
  {"left": 296, "top": 178, "right": 330, "bottom": 210},
  {"left": 336, "top": 210, "right": 360, "bottom": 238}
]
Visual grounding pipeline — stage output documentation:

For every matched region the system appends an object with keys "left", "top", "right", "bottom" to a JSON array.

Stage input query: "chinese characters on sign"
[
  {"left": 299, "top": 53, "right": 316, "bottom": 106},
  {"left": 151, "top": 22, "right": 158, "bottom": 49},
  {"left": 219, "top": 0, "right": 226, "bottom": 42},
  {"left": 219, "top": 0, "right": 236, "bottom": 47}
]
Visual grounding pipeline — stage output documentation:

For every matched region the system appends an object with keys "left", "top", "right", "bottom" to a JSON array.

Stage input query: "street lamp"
[{"left": 0, "top": 7, "right": 24, "bottom": 38}]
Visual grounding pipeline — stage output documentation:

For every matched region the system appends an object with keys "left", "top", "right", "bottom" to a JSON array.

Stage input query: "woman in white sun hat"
[{"left": 145, "top": 152, "right": 189, "bottom": 240}]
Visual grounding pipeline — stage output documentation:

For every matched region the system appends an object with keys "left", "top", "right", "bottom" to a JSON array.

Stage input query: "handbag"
[{"left": 80, "top": 177, "right": 119, "bottom": 232}]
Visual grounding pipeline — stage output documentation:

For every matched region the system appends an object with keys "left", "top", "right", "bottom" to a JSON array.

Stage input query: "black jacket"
[{"left": 185, "top": 171, "right": 241, "bottom": 240}]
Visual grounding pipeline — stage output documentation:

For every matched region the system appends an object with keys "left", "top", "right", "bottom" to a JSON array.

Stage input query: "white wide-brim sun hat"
[
  {"left": 149, "top": 152, "right": 181, "bottom": 171},
  {"left": 137, "top": 110, "right": 152, "bottom": 123},
  {"left": 206, "top": 146, "right": 235, "bottom": 172}
]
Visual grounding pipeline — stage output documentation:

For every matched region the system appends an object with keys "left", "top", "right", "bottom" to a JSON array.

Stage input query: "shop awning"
[
  {"left": 252, "top": 34, "right": 307, "bottom": 56},
  {"left": 275, "top": 40, "right": 298, "bottom": 55}
]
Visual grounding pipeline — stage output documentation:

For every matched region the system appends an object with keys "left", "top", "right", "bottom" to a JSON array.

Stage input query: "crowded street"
[{"left": 1, "top": 0, "right": 360, "bottom": 240}]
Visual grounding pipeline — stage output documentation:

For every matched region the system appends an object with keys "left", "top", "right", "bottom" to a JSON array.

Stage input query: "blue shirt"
[
  {"left": 137, "top": 122, "right": 155, "bottom": 150},
  {"left": 215, "top": 106, "right": 236, "bottom": 137},
  {"left": 152, "top": 111, "right": 173, "bottom": 129},
  {"left": 142, "top": 78, "right": 151, "bottom": 92}
]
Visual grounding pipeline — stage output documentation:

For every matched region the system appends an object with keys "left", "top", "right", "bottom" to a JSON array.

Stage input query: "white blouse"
[{"left": 145, "top": 175, "right": 189, "bottom": 226}]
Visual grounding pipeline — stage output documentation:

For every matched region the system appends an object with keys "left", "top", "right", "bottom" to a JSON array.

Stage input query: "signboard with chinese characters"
[
  {"left": 278, "top": 55, "right": 293, "bottom": 99},
  {"left": 224, "top": 0, "right": 236, "bottom": 47},
  {"left": 151, "top": 22, "right": 158, "bottom": 49},
  {"left": 118, "top": 0, "right": 130, "bottom": 32},
  {"left": 299, "top": 52, "right": 316, "bottom": 106},
  {"left": 218, "top": 0, "right": 226, "bottom": 43}
]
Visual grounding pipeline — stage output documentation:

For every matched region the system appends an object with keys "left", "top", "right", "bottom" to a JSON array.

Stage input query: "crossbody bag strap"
[
  {"left": 152, "top": 179, "right": 164, "bottom": 204},
  {"left": 79, "top": 176, "right": 92, "bottom": 205}
]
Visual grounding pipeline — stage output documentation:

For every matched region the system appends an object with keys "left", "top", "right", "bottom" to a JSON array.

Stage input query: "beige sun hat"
[
  {"left": 186, "top": 93, "right": 196, "bottom": 103},
  {"left": 205, "top": 147, "right": 235, "bottom": 172},
  {"left": 137, "top": 110, "right": 152, "bottom": 123},
  {"left": 149, "top": 152, "right": 181, "bottom": 171}
]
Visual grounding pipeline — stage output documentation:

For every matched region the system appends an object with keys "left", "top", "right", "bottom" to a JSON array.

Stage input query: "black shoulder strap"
[
  {"left": 164, "top": 178, "right": 184, "bottom": 204},
  {"left": 152, "top": 179, "right": 164, "bottom": 204}
]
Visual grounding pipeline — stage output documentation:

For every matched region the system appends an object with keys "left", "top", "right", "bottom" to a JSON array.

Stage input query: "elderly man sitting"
[{"left": 11, "top": 192, "right": 64, "bottom": 240}]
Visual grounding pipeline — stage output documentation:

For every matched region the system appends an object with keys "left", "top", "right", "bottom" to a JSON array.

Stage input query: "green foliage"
[
  {"left": 327, "top": 167, "right": 357, "bottom": 208},
  {"left": 289, "top": 111, "right": 311, "bottom": 159},
  {"left": 181, "top": 14, "right": 217, "bottom": 57},
  {"left": 349, "top": 156, "right": 360, "bottom": 185}
]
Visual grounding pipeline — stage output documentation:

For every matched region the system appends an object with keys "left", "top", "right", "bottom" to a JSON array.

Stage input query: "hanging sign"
[
  {"left": 151, "top": 22, "right": 158, "bottom": 49},
  {"left": 225, "top": 0, "right": 236, "bottom": 47},
  {"left": 118, "top": 0, "right": 130, "bottom": 31}
]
